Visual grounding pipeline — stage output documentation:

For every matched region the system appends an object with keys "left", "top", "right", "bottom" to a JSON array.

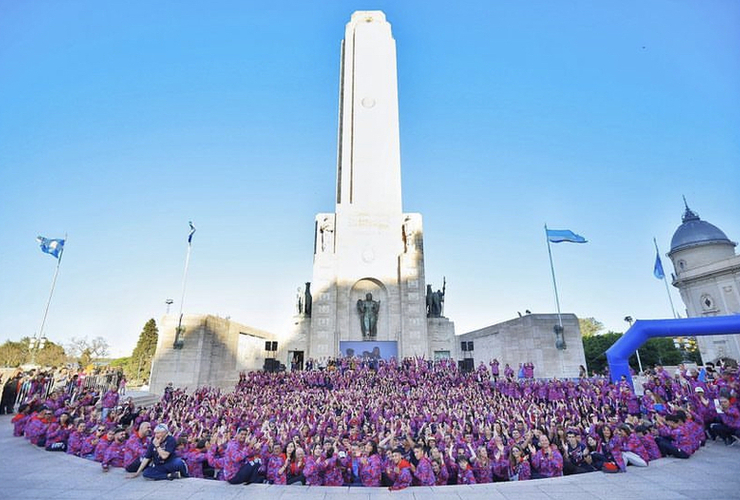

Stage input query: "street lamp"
[
  {"left": 28, "top": 334, "right": 47, "bottom": 366},
  {"left": 165, "top": 299, "right": 174, "bottom": 315},
  {"left": 624, "top": 316, "right": 643, "bottom": 375}
]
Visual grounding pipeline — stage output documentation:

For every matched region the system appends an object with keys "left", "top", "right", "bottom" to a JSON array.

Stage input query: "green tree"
[
  {"left": 582, "top": 328, "right": 691, "bottom": 375},
  {"left": 79, "top": 348, "right": 93, "bottom": 368},
  {"left": 582, "top": 331, "right": 622, "bottom": 374},
  {"left": 638, "top": 338, "right": 684, "bottom": 367},
  {"left": 0, "top": 338, "right": 30, "bottom": 367},
  {"left": 578, "top": 317, "right": 604, "bottom": 338},
  {"left": 127, "top": 319, "right": 159, "bottom": 382},
  {"left": 35, "top": 340, "right": 68, "bottom": 367}
]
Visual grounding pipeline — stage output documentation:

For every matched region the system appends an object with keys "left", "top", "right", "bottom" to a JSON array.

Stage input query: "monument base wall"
[
  {"left": 149, "top": 314, "right": 274, "bottom": 395},
  {"left": 457, "top": 314, "right": 585, "bottom": 379},
  {"left": 427, "top": 317, "right": 456, "bottom": 358}
]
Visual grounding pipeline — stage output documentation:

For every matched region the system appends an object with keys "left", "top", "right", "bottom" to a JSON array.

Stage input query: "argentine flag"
[
  {"left": 37, "top": 236, "right": 65, "bottom": 259},
  {"left": 188, "top": 221, "right": 196, "bottom": 245},
  {"left": 546, "top": 229, "right": 587, "bottom": 244},
  {"left": 653, "top": 250, "right": 665, "bottom": 279}
]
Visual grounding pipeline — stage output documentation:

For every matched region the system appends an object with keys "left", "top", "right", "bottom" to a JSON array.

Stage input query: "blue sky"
[{"left": 1, "top": 1, "right": 738, "bottom": 357}]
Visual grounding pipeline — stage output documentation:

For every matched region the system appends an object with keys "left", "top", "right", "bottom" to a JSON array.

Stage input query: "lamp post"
[
  {"left": 28, "top": 335, "right": 47, "bottom": 366},
  {"left": 624, "top": 316, "right": 643, "bottom": 375},
  {"left": 165, "top": 299, "right": 173, "bottom": 315}
]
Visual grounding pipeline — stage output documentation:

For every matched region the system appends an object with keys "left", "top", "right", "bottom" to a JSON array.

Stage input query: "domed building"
[{"left": 669, "top": 200, "right": 740, "bottom": 364}]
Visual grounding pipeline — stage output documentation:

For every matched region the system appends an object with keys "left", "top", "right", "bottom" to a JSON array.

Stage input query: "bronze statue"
[
  {"left": 427, "top": 277, "right": 446, "bottom": 317},
  {"left": 357, "top": 292, "right": 380, "bottom": 339},
  {"left": 304, "top": 282, "right": 312, "bottom": 317}
]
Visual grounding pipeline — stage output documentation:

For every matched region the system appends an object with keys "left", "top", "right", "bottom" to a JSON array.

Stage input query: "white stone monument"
[{"left": 285, "top": 11, "right": 456, "bottom": 362}]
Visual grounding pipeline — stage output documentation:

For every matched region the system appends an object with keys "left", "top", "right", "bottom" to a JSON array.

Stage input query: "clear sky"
[{"left": 1, "top": 1, "right": 738, "bottom": 358}]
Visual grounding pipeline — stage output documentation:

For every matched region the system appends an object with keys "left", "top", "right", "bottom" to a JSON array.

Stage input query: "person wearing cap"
[{"left": 128, "top": 423, "right": 189, "bottom": 480}]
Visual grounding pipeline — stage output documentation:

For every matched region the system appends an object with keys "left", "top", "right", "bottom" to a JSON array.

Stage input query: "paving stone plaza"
[{"left": 2, "top": 414, "right": 738, "bottom": 500}]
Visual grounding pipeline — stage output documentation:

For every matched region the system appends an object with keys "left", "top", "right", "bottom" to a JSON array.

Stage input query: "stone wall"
[
  {"left": 149, "top": 314, "right": 274, "bottom": 395},
  {"left": 456, "top": 314, "right": 585, "bottom": 379}
]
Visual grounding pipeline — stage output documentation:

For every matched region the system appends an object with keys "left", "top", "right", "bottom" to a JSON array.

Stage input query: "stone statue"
[
  {"left": 304, "top": 282, "right": 312, "bottom": 317},
  {"left": 319, "top": 217, "right": 334, "bottom": 252},
  {"left": 296, "top": 286, "right": 303, "bottom": 314},
  {"left": 427, "top": 277, "right": 446, "bottom": 317},
  {"left": 356, "top": 292, "right": 380, "bottom": 339}
]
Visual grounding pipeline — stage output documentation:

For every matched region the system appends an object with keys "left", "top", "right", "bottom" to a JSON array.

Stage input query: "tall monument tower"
[{"left": 287, "top": 11, "right": 455, "bottom": 362}]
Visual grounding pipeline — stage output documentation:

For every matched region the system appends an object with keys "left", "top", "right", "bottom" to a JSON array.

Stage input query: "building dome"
[{"left": 670, "top": 201, "right": 735, "bottom": 254}]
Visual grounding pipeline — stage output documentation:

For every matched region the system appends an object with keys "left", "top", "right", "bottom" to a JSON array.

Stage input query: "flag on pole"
[
  {"left": 546, "top": 229, "right": 587, "bottom": 244},
  {"left": 653, "top": 249, "right": 665, "bottom": 279},
  {"left": 37, "top": 236, "right": 65, "bottom": 259},
  {"left": 188, "top": 221, "right": 196, "bottom": 245}
]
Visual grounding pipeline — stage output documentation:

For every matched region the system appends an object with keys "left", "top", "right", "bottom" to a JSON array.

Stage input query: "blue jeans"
[{"left": 142, "top": 458, "right": 188, "bottom": 480}]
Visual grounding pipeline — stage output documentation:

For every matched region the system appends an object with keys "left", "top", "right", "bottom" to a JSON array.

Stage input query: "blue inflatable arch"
[{"left": 606, "top": 315, "right": 740, "bottom": 385}]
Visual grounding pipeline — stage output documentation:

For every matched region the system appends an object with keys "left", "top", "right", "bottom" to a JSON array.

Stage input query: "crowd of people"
[
  {"left": 1, "top": 366, "right": 126, "bottom": 415},
  {"left": 4, "top": 356, "right": 740, "bottom": 488}
]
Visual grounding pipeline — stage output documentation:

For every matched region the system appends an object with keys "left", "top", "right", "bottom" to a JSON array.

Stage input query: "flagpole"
[
  {"left": 545, "top": 225, "right": 563, "bottom": 327},
  {"left": 174, "top": 223, "right": 195, "bottom": 348},
  {"left": 34, "top": 234, "right": 66, "bottom": 364},
  {"left": 654, "top": 238, "right": 678, "bottom": 318}
]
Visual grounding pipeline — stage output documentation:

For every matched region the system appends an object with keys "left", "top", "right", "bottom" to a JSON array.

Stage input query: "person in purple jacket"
[
  {"left": 66, "top": 419, "right": 87, "bottom": 457},
  {"left": 455, "top": 454, "right": 476, "bottom": 485},
  {"left": 102, "top": 427, "right": 128, "bottom": 471},
  {"left": 123, "top": 421, "right": 151, "bottom": 472},
  {"left": 44, "top": 412, "right": 72, "bottom": 451},
  {"left": 220, "top": 427, "right": 263, "bottom": 484},
  {"left": 508, "top": 445, "right": 531, "bottom": 481},
  {"left": 710, "top": 396, "right": 740, "bottom": 445},
  {"left": 388, "top": 448, "right": 414, "bottom": 489},
  {"left": 100, "top": 386, "right": 119, "bottom": 421},
  {"left": 303, "top": 443, "right": 324, "bottom": 485},
  {"left": 410, "top": 444, "right": 435, "bottom": 486},
  {"left": 529, "top": 435, "right": 563, "bottom": 478}
]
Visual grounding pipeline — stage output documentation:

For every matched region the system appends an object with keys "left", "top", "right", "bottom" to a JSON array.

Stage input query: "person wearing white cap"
[{"left": 127, "top": 423, "right": 189, "bottom": 480}]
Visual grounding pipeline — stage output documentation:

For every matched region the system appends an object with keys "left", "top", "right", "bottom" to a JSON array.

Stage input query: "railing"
[{"left": 13, "top": 371, "right": 123, "bottom": 407}]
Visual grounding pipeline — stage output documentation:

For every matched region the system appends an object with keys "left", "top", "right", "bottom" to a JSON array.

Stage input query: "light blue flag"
[
  {"left": 37, "top": 236, "right": 65, "bottom": 259},
  {"left": 546, "top": 229, "right": 587, "bottom": 244},
  {"left": 654, "top": 250, "right": 665, "bottom": 279},
  {"left": 188, "top": 221, "right": 196, "bottom": 245}
]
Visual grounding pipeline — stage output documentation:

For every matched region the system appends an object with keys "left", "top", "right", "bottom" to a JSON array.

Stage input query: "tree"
[
  {"left": 582, "top": 331, "right": 622, "bottom": 374},
  {"left": 79, "top": 348, "right": 93, "bottom": 368},
  {"left": 0, "top": 339, "right": 30, "bottom": 367},
  {"left": 578, "top": 317, "right": 604, "bottom": 338},
  {"left": 67, "top": 336, "right": 110, "bottom": 362},
  {"left": 582, "top": 328, "right": 691, "bottom": 375},
  {"left": 127, "top": 319, "right": 159, "bottom": 382},
  {"left": 34, "top": 340, "right": 68, "bottom": 367}
]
